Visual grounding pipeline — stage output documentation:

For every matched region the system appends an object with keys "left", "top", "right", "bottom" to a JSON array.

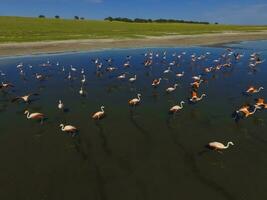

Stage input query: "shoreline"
[{"left": 1, "top": 31, "right": 267, "bottom": 57}]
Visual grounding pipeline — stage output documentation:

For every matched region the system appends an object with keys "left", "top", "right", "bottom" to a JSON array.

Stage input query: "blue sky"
[{"left": 1, "top": 0, "right": 267, "bottom": 25}]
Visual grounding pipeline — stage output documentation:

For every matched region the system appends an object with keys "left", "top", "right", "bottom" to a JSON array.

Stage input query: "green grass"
[{"left": 0, "top": 16, "right": 267, "bottom": 43}]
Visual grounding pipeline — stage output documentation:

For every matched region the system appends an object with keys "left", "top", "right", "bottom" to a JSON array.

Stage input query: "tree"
[
  {"left": 55, "top": 15, "right": 60, "bottom": 19},
  {"left": 104, "top": 17, "right": 113, "bottom": 21},
  {"left": 74, "top": 16, "right": 79, "bottom": 20},
  {"left": 38, "top": 15, "right": 45, "bottom": 18}
]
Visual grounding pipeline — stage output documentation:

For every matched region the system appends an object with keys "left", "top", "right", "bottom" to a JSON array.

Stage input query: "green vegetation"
[
  {"left": 104, "top": 17, "right": 210, "bottom": 24},
  {"left": 0, "top": 16, "right": 267, "bottom": 43}
]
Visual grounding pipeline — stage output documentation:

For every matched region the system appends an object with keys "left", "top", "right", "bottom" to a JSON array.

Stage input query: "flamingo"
[
  {"left": 129, "top": 94, "right": 141, "bottom": 106},
  {"left": 0, "top": 82, "right": 14, "bottom": 89},
  {"left": 169, "top": 101, "right": 185, "bottom": 114},
  {"left": 106, "top": 67, "right": 117, "bottom": 72},
  {"left": 117, "top": 73, "right": 126, "bottom": 80},
  {"left": 19, "top": 69, "right": 25, "bottom": 76},
  {"left": 58, "top": 100, "right": 64, "bottom": 110},
  {"left": 207, "top": 141, "right": 234, "bottom": 151},
  {"left": 163, "top": 67, "right": 172, "bottom": 74},
  {"left": 236, "top": 105, "right": 258, "bottom": 117},
  {"left": 79, "top": 87, "right": 85, "bottom": 96},
  {"left": 70, "top": 65, "right": 77, "bottom": 72},
  {"left": 204, "top": 67, "right": 213, "bottom": 73},
  {"left": 192, "top": 75, "right": 202, "bottom": 81},
  {"left": 24, "top": 110, "right": 45, "bottom": 124},
  {"left": 129, "top": 75, "right": 137, "bottom": 83},
  {"left": 12, "top": 93, "right": 39, "bottom": 103},
  {"left": 169, "top": 61, "right": 176, "bottom": 66},
  {"left": 92, "top": 106, "right": 105, "bottom": 120},
  {"left": 17, "top": 63, "right": 23, "bottom": 68},
  {"left": 191, "top": 80, "right": 203, "bottom": 89},
  {"left": 96, "top": 63, "right": 103, "bottom": 70},
  {"left": 68, "top": 72, "right": 72, "bottom": 80},
  {"left": 246, "top": 86, "right": 264, "bottom": 94},
  {"left": 249, "top": 63, "right": 257, "bottom": 68},
  {"left": 81, "top": 75, "right": 86, "bottom": 84},
  {"left": 189, "top": 91, "right": 206, "bottom": 102},
  {"left": 124, "top": 61, "right": 130, "bottom": 68},
  {"left": 176, "top": 72, "right": 184, "bottom": 77},
  {"left": 255, "top": 98, "right": 267, "bottom": 109},
  {"left": 0, "top": 70, "right": 6, "bottom": 76},
  {"left": 166, "top": 84, "right": 178, "bottom": 93},
  {"left": 35, "top": 73, "right": 45, "bottom": 80},
  {"left": 152, "top": 78, "right": 162, "bottom": 87},
  {"left": 59, "top": 124, "right": 78, "bottom": 136}
]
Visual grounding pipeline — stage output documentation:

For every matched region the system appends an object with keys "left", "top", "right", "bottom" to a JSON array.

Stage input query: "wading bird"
[
  {"left": 189, "top": 91, "right": 206, "bottom": 102},
  {"left": 129, "top": 94, "right": 141, "bottom": 106},
  {"left": 129, "top": 75, "right": 137, "bottom": 83},
  {"left": 92, "top": 106, "right": 105, "bottom": 120},
  {"left": 191, "top": 80, "right": 203, "bottom": 90},
  {"left": 207, "top": 141, "right": 234, "bottom": 151},
  {"left": 35, "top": 73, "right": 45, "bottom": 80},
  {"left": 0, "top": 82, "right": 14, "bottom": 89},
  {"left": 12, "top": 93, "right": 39, "bottom": 103},
  {"left": 192, "top": 75, "right": 202, "bottom": 81},
  {"left": 255, "top": 98, "right": 267, "bottom": 109},
  {"left": 236, "top": 105, "right": 258, "bottom": 118},
  {"left": 152, "top": 78, "right": 162, "bottom": 87},
  {"left": 59, "top": 124, "right": 78, "bottom": 136},
  {"left": 70, "top": 65, "right": 77, "bottom": 72},
  {"left": 169, "top": 101, "right": 185, "bottom": 114},
  {"left": 81, "top": 75, "right": 86, "bottom": 84},
  {"left": 24, "top": 110, "right": 45, "bottom": 124},
  {"left": 79, "top": 87, "right": 85, "bottom": 96},
  {"left": 117, "top": 73, "right": 126, "bottom": 80},
  {"left": 163, "top": 67, "right": 172, "bottom": 74},
  {"left": 246, "top": 86, "right": 264, "bottom": 94},
  {"left": 58, "top": 100, "right": 64, "bottom": 110},
  {"left": 176, "top": 72, "right": 184, "bottom": 77},
  {"left": 166, "top": 84, "right": 178, "bottom": 93}
]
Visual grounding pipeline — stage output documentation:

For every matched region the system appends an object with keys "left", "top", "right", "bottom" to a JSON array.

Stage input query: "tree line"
[
  {"left": 37, "top": 15, "right": 217, "bottom": 24},
  {"left": 104, "top": 17, "right": 213, "bottom": 24}
]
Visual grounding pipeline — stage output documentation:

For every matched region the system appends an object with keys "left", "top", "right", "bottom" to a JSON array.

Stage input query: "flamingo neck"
[
  {"left": 258, "top": 87, "right": 263, "bottom": 92},
  {"left": 225, "top": 142, "right": 233, "bottom": 149},
  {"left": 25, "top": 111, "right": 30, "bottom": 119},
  {"left": 199, "top": 94, "right": 205, "bottom": 100},
  {"left": 60, "top": 125, "right": 65, "bottom": 131},
  {"left": 251, "top": 107, "right": 258, "bottom": 114},
  {"left": 180, "top": 102, "right": 184, "bottom": 108},
  {"left": 137, "top": 95, "right": 141, "bottom": 101},
  {"left": 101, "top": 107, "right": 104, "bottom": 112}
]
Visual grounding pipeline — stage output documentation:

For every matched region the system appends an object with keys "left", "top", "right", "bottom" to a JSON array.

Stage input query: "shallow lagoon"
[{"left": 0, "top": 41, "right": 267, "bottom": 200}]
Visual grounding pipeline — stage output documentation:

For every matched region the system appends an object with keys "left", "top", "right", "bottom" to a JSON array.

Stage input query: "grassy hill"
[{"left": 0, "top": 16, "right": 267, "bottom": 43}]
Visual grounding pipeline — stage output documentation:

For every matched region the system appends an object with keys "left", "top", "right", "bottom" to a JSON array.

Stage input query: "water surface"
[{"left": 0, "top": 41, "right": 267, "bottom": 200}]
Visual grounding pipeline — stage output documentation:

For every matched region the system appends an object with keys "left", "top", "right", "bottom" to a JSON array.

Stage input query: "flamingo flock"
[{"left": 1, "top": 47, "right": 266, "bottom": 152}]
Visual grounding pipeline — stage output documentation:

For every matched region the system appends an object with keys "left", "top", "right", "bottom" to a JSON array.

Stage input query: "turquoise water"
[{"left": 0, "top": 41, "right": 267, "bottom": 200}]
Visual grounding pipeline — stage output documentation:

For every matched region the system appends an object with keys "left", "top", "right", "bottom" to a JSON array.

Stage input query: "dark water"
[{"left": 0, "top": 41, "right": 267, "bottom": 200}]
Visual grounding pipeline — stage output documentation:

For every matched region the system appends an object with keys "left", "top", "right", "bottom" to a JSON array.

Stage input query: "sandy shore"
[{"left": 1, "top": 31, "right": 267, "bottom": 57}]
